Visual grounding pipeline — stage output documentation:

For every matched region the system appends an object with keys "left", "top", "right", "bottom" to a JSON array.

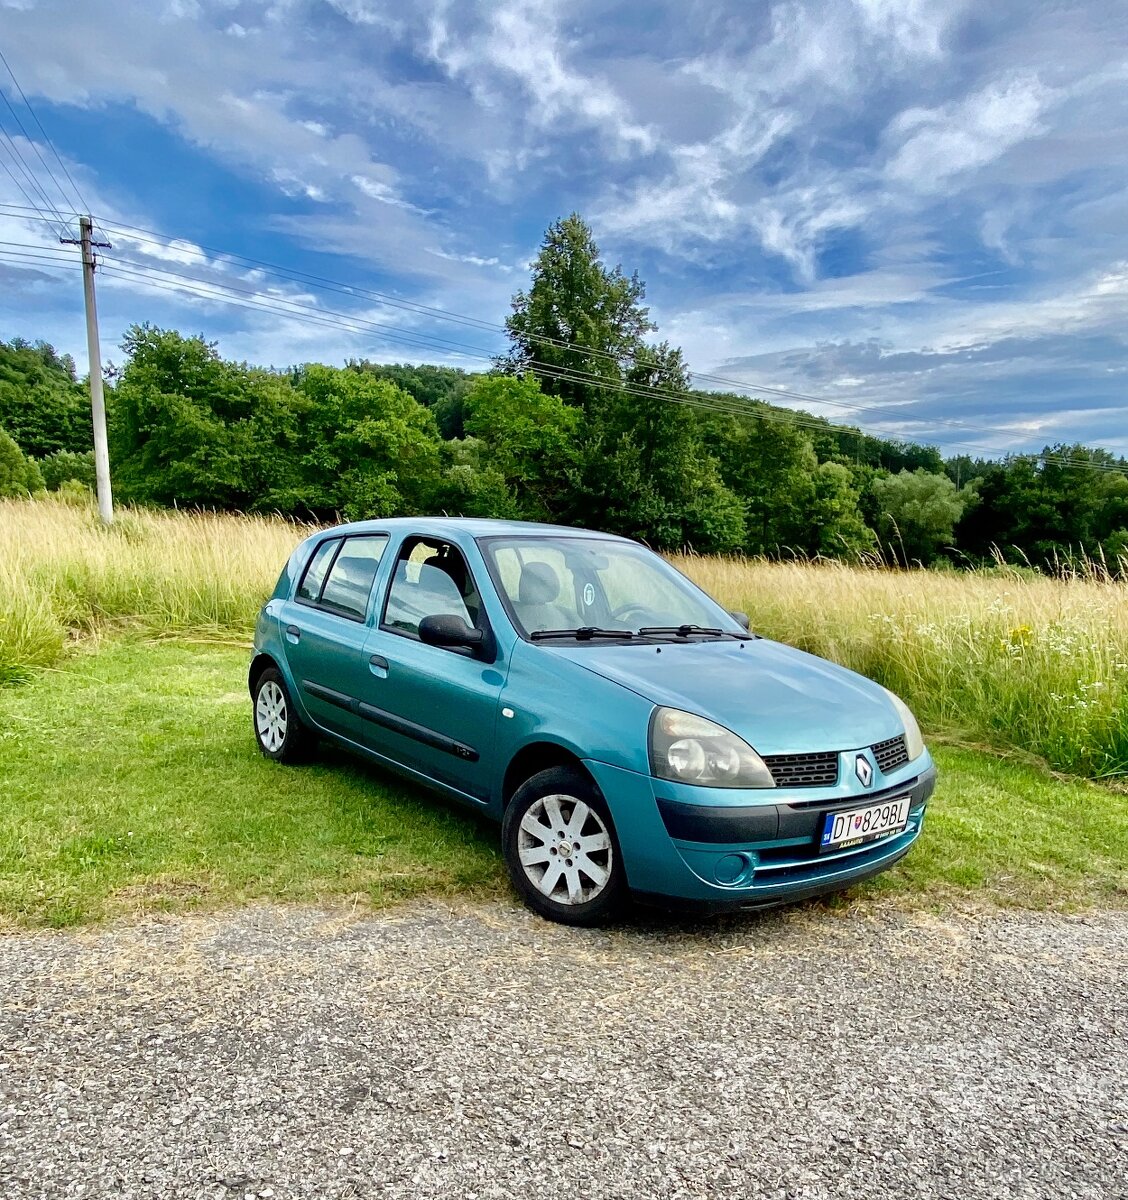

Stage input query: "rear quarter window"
[{"left": 297, "top": 538, "right": 341, "bottom": 602}]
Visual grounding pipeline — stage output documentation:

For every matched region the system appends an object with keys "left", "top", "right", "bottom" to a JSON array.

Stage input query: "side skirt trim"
[{"left": 300, "top": 679, "right": 479, "bottom": 763}]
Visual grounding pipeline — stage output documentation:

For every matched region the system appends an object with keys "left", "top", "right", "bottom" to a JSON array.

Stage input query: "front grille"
[
  {"left": 872, "top": 734, "right": 909, "bottom": 775},
  {"left": 762, "top": 751, "right": 839, "bottom": 788}
]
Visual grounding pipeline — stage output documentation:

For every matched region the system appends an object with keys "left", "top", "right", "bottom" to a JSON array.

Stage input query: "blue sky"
[{"left": 1, "top": 0, "right": 1127, "bottom": 457}]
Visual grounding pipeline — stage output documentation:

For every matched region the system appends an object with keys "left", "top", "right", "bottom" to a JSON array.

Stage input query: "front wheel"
[
  {"left": 252, "top": 667, "right": 315, "bottom": 763},
  {"left": 502, "top": 766, "right": 626, "bottom": 926}
]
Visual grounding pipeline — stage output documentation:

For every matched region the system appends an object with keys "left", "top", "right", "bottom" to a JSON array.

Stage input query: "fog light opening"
[{"left": 713, "top": 852, "right": 754, "bottom": 886}]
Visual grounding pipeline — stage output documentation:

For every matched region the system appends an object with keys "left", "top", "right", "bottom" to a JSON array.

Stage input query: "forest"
[{"left": 3, "top": 214, "right": 1127, "bottom": 571}]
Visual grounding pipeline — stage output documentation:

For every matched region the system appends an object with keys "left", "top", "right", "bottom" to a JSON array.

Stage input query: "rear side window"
[
  {"left": 317, "top": 535, "right": 389, "bottom": 620},
  {"left": 297, "top": 538, "right": 340, "bottom": 602}
]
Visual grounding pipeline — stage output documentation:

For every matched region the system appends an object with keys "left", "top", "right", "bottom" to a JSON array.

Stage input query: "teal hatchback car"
[{"left": 250, "top": 518, "right": 935, "bottom": 924}]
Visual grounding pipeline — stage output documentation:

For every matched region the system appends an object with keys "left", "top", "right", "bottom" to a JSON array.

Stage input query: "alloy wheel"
[
  {"left": 516, "top": 794, "right": 614, "bottom": 906},
  {"left": 255, "top": 679, "right": 288, "bottom": 753}
]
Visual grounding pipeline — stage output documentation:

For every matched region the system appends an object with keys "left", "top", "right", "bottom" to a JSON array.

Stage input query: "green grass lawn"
[{"left": 1, "top": 639, "right": 1125, "bottom": 927}]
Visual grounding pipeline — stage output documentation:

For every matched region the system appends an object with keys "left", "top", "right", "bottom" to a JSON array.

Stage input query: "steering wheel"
[{"left": 609, "top": 602, "right": 656, "bottom": 625}]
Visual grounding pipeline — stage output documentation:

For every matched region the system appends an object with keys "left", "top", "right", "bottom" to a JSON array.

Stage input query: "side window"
[
  {"left": 382, "top": 539, "right": 479, "bottom": 638},
  {"left": 297, "top": 538, "right": 341, "bottom": 602},
  {"left": 318, "top": 535, "right": 390, "bottom": 621}
]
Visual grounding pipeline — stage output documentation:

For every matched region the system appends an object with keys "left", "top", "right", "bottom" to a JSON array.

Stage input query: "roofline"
[{"left": 308, "top": 516, "right": 637, "bottom": 540}]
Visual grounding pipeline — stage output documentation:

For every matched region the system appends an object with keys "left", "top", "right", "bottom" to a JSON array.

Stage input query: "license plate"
[{"left": 821, "top": 797, "right": 910, "bottom": 851}]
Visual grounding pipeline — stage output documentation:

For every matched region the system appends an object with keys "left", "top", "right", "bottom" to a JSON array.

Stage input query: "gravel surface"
[{"left": 1, "top": 900, "right": 1125, "bottom": 1200}]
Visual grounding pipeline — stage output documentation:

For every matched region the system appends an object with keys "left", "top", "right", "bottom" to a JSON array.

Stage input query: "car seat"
[{"left": 513, "top": 560, "right": 576, "bottom": 633}]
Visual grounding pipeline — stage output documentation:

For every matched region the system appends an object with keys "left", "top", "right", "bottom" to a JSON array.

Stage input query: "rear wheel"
[
  {"left": 502, "top": 766, "right": 625, "bottom": 926},
  {"left": 252, "top": 667, "right": 315, "bottom": 763}
]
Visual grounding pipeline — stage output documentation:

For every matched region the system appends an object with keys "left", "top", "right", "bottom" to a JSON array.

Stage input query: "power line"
[
  {"left": 0, "top": 248, "right": 81, "bottom": 270},
  {"left": 0, "top": 91, "right": 72, "bottom": 232},
  {"left": 107, "top": 253, "right": 500, "bottom": 360},
  {"left": 3, "top": 209, "right": 1125, "bottom": 475},
  {"left": 0, "top": 131, "right": 69, "bottom": 237},
  {"left": 0, "top": 45, "right": 90, "bottom": 216},
  {"left": 0, "top": 153, "right": 54, "bottom": 225},
  {"left": 0, "top": 46, "right": 103, "bottom": 245},
  {"left": 96, "top": 262, "right": 492, "bottom": 365},
  {"left": 525, "top": 360, "right": 1128, "bottom": 477},
  {"left": 88, "top": 211, "right": 1128, "bottom": 448},
  {"left": 0, "top": 237, "right": 73, "bottom": 254},
  {"left": 7, "top": 201, "right": 1124, "bottom": 455},
  {"left": 90, "top": 253, "right": 1128, "bottom": 477}
]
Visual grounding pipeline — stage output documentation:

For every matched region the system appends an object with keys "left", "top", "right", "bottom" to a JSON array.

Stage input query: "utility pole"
[{"left": 61, "top": 215, "right": 113, "bottom": 523}]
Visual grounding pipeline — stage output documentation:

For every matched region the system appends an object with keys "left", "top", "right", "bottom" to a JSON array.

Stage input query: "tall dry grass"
[
  {"left": 1, "top": 495, "right": 312, "bottom": 682},
  {"left": 3, "top": 496, "right": 1126, "bottom": 778},
  {"left": 674, "top": 553, "right": 1128, "bottom": 778}
]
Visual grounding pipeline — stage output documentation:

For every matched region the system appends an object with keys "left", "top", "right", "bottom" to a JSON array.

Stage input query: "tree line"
[{"left": 3, "top": 214, "right": 1127, "bottom": 571}]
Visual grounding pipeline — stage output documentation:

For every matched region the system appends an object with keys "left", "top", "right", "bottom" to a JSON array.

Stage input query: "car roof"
[{"left": 303, "top": 516, "right": 639, "bottom": 544}]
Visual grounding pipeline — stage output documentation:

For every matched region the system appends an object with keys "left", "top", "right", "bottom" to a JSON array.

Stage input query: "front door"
[{"left": 357, "top": 537, "right": 504, "bottom": 802}]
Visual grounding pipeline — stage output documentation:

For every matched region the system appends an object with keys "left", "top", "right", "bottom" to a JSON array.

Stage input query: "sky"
[{"left": 1, "top": 0, "right": 1127, "bottom": 458}]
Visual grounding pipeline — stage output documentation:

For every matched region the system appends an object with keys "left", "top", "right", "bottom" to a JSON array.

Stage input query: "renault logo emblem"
[{"left": 855, "top": 754, "right": 873, "bottom": 787}]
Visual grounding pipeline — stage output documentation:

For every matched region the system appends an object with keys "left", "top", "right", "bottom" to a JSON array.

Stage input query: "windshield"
[{"left": 480, "top": 536, "right": 746, "bottom": 640}]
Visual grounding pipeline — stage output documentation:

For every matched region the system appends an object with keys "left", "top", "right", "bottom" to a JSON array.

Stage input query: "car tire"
[
  {"left": 252, "top": 667, "right": 316, "bottom": 763},
  {"left": 502, "top": 766, "right": 626, "bottom": 926}
]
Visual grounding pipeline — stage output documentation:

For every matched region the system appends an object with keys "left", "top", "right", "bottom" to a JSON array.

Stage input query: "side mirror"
[
  {"left": 418, "top": 613, "right": 486, "bottom": 652},
  {"left": 730, "top": 610, "right": 751, "bottom": 631}
]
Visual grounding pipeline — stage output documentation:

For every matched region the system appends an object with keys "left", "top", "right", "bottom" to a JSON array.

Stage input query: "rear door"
[
  {"left": 357, "top": 536, "right": 505, "bottom": 803},
  {"left": 278, "top": 533, "right": 390, "bottom": 740}
]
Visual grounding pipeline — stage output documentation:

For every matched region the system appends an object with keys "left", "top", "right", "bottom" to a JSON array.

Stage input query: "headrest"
[
  {"left": 518, "top": 560, "right": 560, "bottom": 605},
  {"left": 422, "top": 552, "right": 467, "bottom": 594}
]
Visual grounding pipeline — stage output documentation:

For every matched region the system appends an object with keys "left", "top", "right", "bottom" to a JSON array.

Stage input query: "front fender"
[{"left": 491, "top": 640, "right": 655, "bottom": 810}]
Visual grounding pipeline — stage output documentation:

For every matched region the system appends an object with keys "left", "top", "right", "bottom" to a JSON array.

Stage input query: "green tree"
[
  {"left": 0, "top": 337, "right": 91, "bottom": 457},
  {"left": 111, "top": 325, "right": 301, "bottom": 509},
  {"left": 39, "top": 449, "right": 96, "bottom": 491},
  {"left": 439, "top": 436, "right": 524, "bottom": 520},
  {"left": 282, "top": 364, "right": 444, "bottom": 520},
  {"left": 954, "top": 446, "right": 1128, "bottom": 568},
  {"left": 461, "top": 373, "right": 579, "bottom": 521},
  {"left": 707, "top": 409, "right": 820, "bottom": 554},
  {"left": 588, "top": 341, "right": 745, "bottom": 551},
  {"left": 502, "top": 213, "right": 654, "bottom": 406},
  {"left": 350, "top": 361, "right": 475, "bottom": 438},
  {"left": 0, "top": 427, "right": 44, "bottom": 496},
  {"left": 1105, "top": 529, "right": 1128, "bottom": 575},
  {"left": 871, "top": 468, "right": 970, "bottom": 564},
  {"left": 810, "top": 461, "right": 877, "bottom": 558},
  {"left": 704, "top": 409, "right": 875, "bottom": 558},
  {"left": 501, "top": 215, "right": 743, "bottom": 550}
]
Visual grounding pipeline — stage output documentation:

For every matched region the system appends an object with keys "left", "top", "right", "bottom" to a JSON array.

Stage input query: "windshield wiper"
[
  {"left": 530, "top": 627, "right": 635, "bottom": 641},
  {"left": 636, "top": 624, "right": 730, "bottom": 638}
]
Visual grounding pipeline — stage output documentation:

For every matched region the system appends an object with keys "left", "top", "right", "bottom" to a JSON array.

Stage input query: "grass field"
[
  {"left": 1, "top": 639, "right": 1124, "bottom": 927},
  {"left": 4, "top": 495, "right": 1128, "bottom": 780},
  {"left": 0, "top": 641, "right": 503, "bottom": 928}
]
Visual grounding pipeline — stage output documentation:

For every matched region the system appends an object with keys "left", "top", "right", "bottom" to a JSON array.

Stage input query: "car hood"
[{"left": 545, "top": 638, "right": 903, "bottom": 755}]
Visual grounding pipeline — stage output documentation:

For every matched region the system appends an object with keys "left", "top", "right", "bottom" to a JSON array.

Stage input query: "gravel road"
[{"left": 1, "top": 900, "right": 1124, "bottom": 1200}]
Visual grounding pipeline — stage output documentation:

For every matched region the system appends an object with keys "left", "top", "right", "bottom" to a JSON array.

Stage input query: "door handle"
[
  {"left": 369, "top": 653, "right": 388, "bottom": 678},
  {"left": 285, "top": 624, "right": 301, "bottom": 644}
]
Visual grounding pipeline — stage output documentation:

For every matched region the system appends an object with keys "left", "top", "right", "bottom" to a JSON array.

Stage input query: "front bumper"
[{"left": 583, "top": 754, "right": 936, "bottom": 907}]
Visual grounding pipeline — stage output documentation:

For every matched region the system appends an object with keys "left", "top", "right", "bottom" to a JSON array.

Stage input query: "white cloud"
[
  {"left": 4, "top": 0, "right": 1128, "bottom": 452},
  {"left": 426, "top": 0, "right": 655, "bottom": 161},
  {"left": 885, "top": 77, "right": 1055, "bottom": 190},
  {"left": 852, "top": 0, "right": 966, "bottom": 59}
]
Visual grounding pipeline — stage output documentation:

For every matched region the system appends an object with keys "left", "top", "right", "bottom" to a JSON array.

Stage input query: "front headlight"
[
  {"left": 649, "top": 707, "right": 776, "bottom": 789},
  {"left": 885, "top": 689, "right": 925, "bottom": 762}
]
